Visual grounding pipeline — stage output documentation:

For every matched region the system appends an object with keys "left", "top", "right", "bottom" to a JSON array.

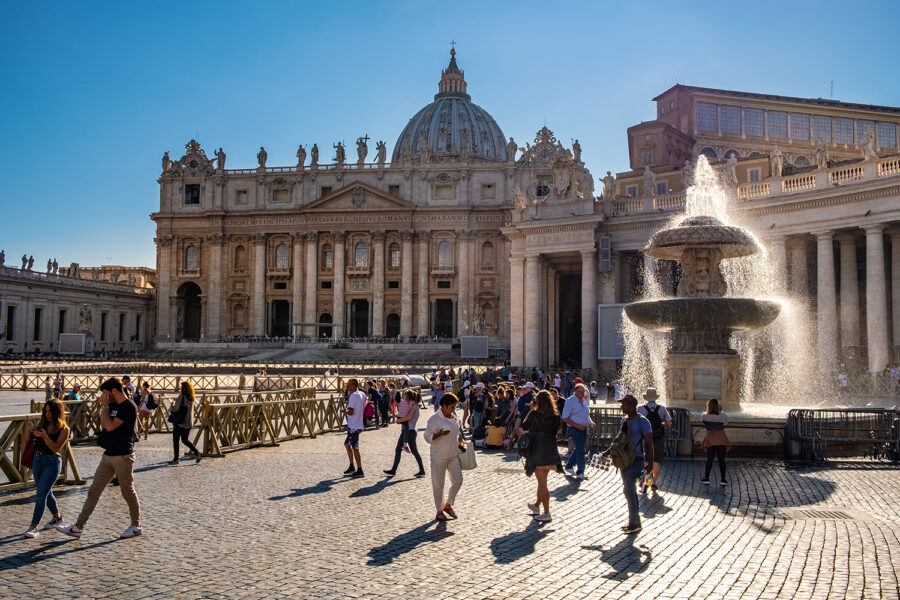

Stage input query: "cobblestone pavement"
[{"left": 1, "top": 421, "right": 898, "bottom": 600}]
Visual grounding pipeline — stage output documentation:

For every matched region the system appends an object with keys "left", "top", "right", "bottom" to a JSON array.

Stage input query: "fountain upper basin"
[{"left": 624, "top": 297, "right": 782, "bottom": 333}]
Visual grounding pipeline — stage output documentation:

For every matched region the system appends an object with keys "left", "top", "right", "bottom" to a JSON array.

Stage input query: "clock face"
[{"left": 537, "top": 146, "right": 552, "bottom": 163}]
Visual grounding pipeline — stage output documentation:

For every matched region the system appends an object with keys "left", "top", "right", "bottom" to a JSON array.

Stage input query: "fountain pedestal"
[{"left": 665, "top": 354, "right": 742, "bottom": 412}]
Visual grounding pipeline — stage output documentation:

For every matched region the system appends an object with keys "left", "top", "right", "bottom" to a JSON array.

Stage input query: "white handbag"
[{"left": 458, "top": 441, "right": 477, "bottom": 470}]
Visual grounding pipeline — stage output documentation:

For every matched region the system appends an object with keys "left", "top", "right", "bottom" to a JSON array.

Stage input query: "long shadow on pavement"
[
  {"left": 0, "top": 538, "right": 118, "bottom": 571},
  {"left": 550, "top": 477, "right": 582, "bottom": 502},
  {"left": 490, "top": 520, "right": 554, "bottom": 564},
  {"left": 269, "top": 478, "right": 351, "bottom": 501},
  {"left": 0, "top": 486, "right": 85, "bottom": 508},
  {"left": 366, "top": 521, "right": 453, "bottom": 566},
  {"left": 582, "top": 536, "right": 652, "bottom": 580},
  {"left": 349, "top": 476, "right": 414, "bottom": 498}
]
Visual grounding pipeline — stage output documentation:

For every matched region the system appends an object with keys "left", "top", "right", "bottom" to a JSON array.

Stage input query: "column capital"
[
  {"left": 401, "top": 230, "right": 415, "bottom": 242},
  {"left": 155, "top": 235, "right": 175, "bottom": 247},
  {"left": 580, "top": 248, "right": 597, "bottom": 260},
  {"left": 414, "top": 231, "right": 430, "bottom": 243},
  {"left": 333, "top": 232, "right": 347, "bottom": 243},
  {"left": 371, "top": 231, "right": 386, "bottom": 243},
  {"left": 291, "top": 232, "right": 305, "bottom": 242},
  {"left": 835, "top": 231, "right": 859, "bottom": 244},
  {"left": 250, "top": 233, "right": 267, "bottom": 245},
  {"left": 205, "top": 232, "right": 225, "bottom": 245},
  {"left": 813, "top": 230, "right": 835, "bottom": 241},
  {"left": 306, "top": 231, "right": 319, "bottom": 243},
  {"left": 458, "top": 229, "right": 476, "bottom": 241},
  {"left": 864, "top": 224, "right": 885, "bottom": 235}
]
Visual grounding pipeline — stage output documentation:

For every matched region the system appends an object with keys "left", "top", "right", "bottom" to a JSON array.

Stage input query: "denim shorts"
[{"left": 344, "top": 428, "right": 362, "bottom": 449}]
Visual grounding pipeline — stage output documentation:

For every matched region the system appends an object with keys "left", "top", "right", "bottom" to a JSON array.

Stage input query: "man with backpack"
[
  {"left": 601, "top": 394, "right": 653, "bottom": 535},
  {"left": 636, "top": 387, "right": 671, "bottom": 492}
]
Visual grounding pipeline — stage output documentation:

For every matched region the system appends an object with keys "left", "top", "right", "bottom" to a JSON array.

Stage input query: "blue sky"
[{"left": 2, "top": 1, "right": 898, "bottom": 268}]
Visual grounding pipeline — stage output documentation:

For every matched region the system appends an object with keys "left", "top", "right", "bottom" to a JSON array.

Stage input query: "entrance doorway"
[
  {"left": 434, "top": 299, "right": 454, "bottom": 338},
  {"left": 176, "top": 282, "right": 202, "bottom": 340},
  {"left": 385, "top": 313, "right": 400, "bottom": 338},
  {"left": 319, "top": 313, "right": 333, "bottom": 338},
  {"left": 350, "top": 299, "right": 370, "bottom": 337},
  {"left": 558, "top": 274, "right": 581, "bottom": 365},
  {"left": 270, "top": 300, "right": 290, "bottom": 337}
]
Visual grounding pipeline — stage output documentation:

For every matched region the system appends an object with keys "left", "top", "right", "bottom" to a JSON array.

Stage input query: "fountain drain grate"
[{"left": 777, "top": 507, "right": 871, "bottom": 521}]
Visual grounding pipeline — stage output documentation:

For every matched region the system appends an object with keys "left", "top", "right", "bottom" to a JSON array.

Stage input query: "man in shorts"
[
  {"left": 636, "top": 387, "right": 671, "bottom": 492},
  {"left": 344, "top": 378, "right": 366, "bottom": 478}
]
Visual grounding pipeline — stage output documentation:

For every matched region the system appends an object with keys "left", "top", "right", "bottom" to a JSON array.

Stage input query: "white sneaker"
[
  {"left": 576, "top": 473, "right": 586, "bottom": 480},
  {"left": 527, "top": 502, "right": 539, "bottom": 515},
  {"left": 533, "top": 513, "right": 552, "bottom": 522},
  {"left": 120, "top": 525, "right": 143, "bottom": 539},
  {"left": 43, "top": 516, "right": 63, "bottom": 530},
  {"left": 565, "top": 467, "right": 576, "bottom": 477},
  {"left": 56, "top": 524, "right": 83, "bottom": 538},
  {"left": 23, "top": 527, "right": 39, "bottom": 539}
]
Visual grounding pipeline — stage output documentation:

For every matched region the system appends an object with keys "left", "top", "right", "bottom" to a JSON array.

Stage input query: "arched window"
[
  {"left": 481, "top": 241, "right": 494, "bottom": 270},
  {"left": 438, "top": 241, "right": 452, "bottom": 267},
  {"left": 275, "top": 243, "right": 289, "bottom": 270},
  {"left": 388, "top": 243, "right": 400, "bottom": 269},
  {"left": 724, "top": 149, "right": 740, "bottom": 159},
  {"left": 322, "top": 244, "right": 333, "bottom": 270},
  {"left": 233, "top": 245, "right": 247, "bottom": 273},
  {"left": 184, "top": 245, "right": 198, "bottom": 271},
  {"left": 354, "top": 242, "right": 368, "bottom": 267},
  {"left": 699, "top": 147, "right": 718, "bottom": 160},
  {"left": 793, "top": 155, "right": 810, "bottom": 167},
  {"left": 748, "top": 152, "right": 762, "bottom": 158}
]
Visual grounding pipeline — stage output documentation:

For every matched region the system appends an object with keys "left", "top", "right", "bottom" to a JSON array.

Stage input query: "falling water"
[{"left": 621, "top": 156, "right": 816, "bottom": 405}]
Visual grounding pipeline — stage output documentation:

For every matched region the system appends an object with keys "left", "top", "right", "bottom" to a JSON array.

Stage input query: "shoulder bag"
[
  {"left": 21, "top": 438, "right": 34, "bottom": 469},
  {"left": 458, "top": 441, "right": 477, "bottom": 470}
]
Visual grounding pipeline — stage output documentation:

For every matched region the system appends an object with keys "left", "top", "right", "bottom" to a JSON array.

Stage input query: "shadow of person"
[
  {"left": 0, "top": 538, "right": 117, "bottom": 572},
  {"left": 550, "top": 477, "right": 582, "bottom": 502},
  {"left": 349, "top": 476, "right": 413, "bottom": 498},
  {"left": 268, "top": 477, "right": 349, "bottom": 501},
  {"left": 639, "top": 491, "right": 673, "bottom": 518},
  {"left": 581, "top": 536, "right": 652, "bottom": 580},
  {"left": 366, "top": 521, "right": 453, "bottom": 566},
  {"left": 489, "top": 519, "right": 554, "bottom": 564}
]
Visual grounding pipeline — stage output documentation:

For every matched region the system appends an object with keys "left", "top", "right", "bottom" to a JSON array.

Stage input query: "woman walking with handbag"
[
  {"left": 168, "top": 381, "right": 201, "bottom": 465},
  {"left": 22, "top": 399, "right": 70, "bottom": 538},
  {"left": 424, "top": 392, "right": 466, "bottom": 522},
  {"left": 521, "top": 390, "right": 563, "bottom": 522}
]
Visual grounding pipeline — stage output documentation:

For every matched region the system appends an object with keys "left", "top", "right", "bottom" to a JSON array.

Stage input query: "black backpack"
[
  {"left": 472, "top": 394, "right": 485, "bottom": 413},
  {"left": 145, "top": 393, "right": 158, "bottom": 411},
  {"left": 645, "top": 405, "right": 665, "bottom": 439}
]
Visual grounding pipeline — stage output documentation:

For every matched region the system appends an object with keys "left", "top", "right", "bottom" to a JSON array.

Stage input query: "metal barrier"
[
  {"left": 587, "top": 405, "right": 692, "bottom": 457},
  {"left": 786, "top": 408, "right": 900, "bottom": 462},
  {"left": 0, "top": 414, "right": 85, "bottom": 492}
]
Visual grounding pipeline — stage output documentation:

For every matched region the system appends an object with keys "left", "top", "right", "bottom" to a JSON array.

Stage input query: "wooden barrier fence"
[{"left": 0, "top": 414, "right": 85, "bottom": 493}]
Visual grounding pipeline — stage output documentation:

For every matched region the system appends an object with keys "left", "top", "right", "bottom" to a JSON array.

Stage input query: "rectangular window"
[
  {"left": 767, "top": 112, "right": 788, "bottom": 138},
  {"left": 320, "top": 280, "right": 332, "bottom": 289},
  {"left": 33, "top": 307, "right": 42, "bottom": 341},
  {"left": 696, "top": 102, "right": 717, "bottom": 131},
  {"left": 748, "top": 168, "right": 761, "bottom": 183},
  {"left": 184, "top": 184, "right": 200, "bottom": 205},
  {"left": 877, "top": 122, "right": 897, "bottom": 148},
  {"left": 6, "top": 306, "right": 15, "bottom": 339},
  {"left": 626, "top": 185, "right": 638, "bottom": 199},
  {"left": 720, "top": 106, "right": 741, "bottom": 134},
  {"left": 834, "top": 118, "right": 854, "bottom": 143},
  {"left": 235, "top": 190, "right": 248, "bottom": 204},
  {"left": 273, "top": 189, "right": 289, "bottom": 203},
  {"left": 480, "top": 183, "right": 495, "bottom": 199},
  {"left": 388, "top": 185, "right": 400, "bottom": 196},
  {"left": 389, "top": 248, "right": 400, "bottom": 268},
  {"left": 790, "top": 113, "right": 810, "bottom": 141},
  {"left": 643, "top": 150, "right": 653, "bottom": 164},
  {"left": 118, "top": 313, "right": 124, "bottom": 341},
  {"left": 744, "top": 108, "right": 764, "bottom": 136},
  {"left": 434, "top": 184, "right": 453, "bottom": 199},
  {"left": 656, "top": 182, "right": 668, "bottom": 195},
  {"left": 856, "top": 120, "right": 875, "bottom": 144},
  {"left": 319, "top": 186, "right": 332, "bottom": 198},
  {"left": 812, "top": 115, "right": 832, "bottom": 142},
  {"left": 273, "top": 281, "right": 287, "bottom": 290},
  {"left": 388, "top": 280, "right": 400, "bottom": 289},
  {"left": 100, "top": 312, "right": 107, "bottom": 341},
  {"left": 58, "top": 309, "right": 66, "bottom": 334},
  {"left": 436, "top": 280, "right": 451, "bottom": 289},
  {"left": 135, "top": 315, "right": 141, "bottom": 341}
]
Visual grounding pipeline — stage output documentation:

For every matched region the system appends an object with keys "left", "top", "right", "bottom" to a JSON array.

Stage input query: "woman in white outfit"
[{"left": 424, "top": 392, "right": 466, "bottom": 521}]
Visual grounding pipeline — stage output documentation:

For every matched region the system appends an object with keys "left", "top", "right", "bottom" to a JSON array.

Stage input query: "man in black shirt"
[{"left": 57, "top": 377, "right": 143, "bottom": 539}]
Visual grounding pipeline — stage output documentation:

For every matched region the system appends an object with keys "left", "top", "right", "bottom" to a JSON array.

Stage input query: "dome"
[{"left": 392, "top": 50, "right": 508, "bottom": 163}]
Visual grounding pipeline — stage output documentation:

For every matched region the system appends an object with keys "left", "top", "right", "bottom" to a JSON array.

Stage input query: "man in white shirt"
[
  {"left": 561, "top": 383, "right": 592, "bottom": 479},
  {"left": 344, "top": 378, "right": 366, "bottom": 478}
]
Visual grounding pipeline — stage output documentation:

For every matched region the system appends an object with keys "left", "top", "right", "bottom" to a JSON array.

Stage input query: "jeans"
[
  {"left": 389, "top": 429, "right": 424, "bottom": 472},
  {"left": 621, "top": 458, "right": 645, "bottom": 527},
  {"left": 472, "top": 411, "right": 484, "bottom": 434},
  {"left": 565, "top": 426, "right": 587, "bottom": 475},
  {"left": 173, "top": 425, "right": 199, "bottom": 459},
  {"left": 77, "top": 453, "right": 141, "bottom": 527},
  {"left": 30, "top": 453, "right": 62, "bottom": 525},
  {"left": 375, "top": 399, "right": 390, "bottom": 426},
  {"left": 704, "top": 445, "right": 727, "bottom": 480}
]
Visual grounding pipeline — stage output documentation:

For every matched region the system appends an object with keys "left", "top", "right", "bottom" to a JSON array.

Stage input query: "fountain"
[{"left": 623, "top": 156, "right": 783, "bottom": 412}]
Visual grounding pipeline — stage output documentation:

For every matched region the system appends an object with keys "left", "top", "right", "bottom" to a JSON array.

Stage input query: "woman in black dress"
[{"left": 521, "top": 390, "right": 563, "bottom": 522}]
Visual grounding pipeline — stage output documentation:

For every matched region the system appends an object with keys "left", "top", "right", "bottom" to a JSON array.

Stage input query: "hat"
[
  {"left": 475, "top": 382, "right": 485, "bottom": 389},
  {"left": 523, "top": 382, "right": 535, "bottom": 390},
  {"left": 463, "top": 381, "right": 470, "bottom": 388},
  {"left": 73, "top": 382, "right": 82, "bottom": 388},
  {"left": 619, "top": 394, "right": 638, "bottom": 405},
  {"left": 573, "top": 377, "right": 583, "bottom": 384},
  {"left": 122, "top": 375, "right": 130, "bottom": 381},
  {"left": 643, "top": 387, "right": 660, "bottom": 401}
]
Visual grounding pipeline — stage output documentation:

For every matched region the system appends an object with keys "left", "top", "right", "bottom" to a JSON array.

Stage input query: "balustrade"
[
  {"left": 781, "top": 173, "right": 816, "bottom": 193},
  {"left": 878, "top": 157, "right": 900, "bottom": 176},
  {"left": 828, "top": 165, "right": 865, "bottom": 184},
  {"left": 737, "top": 181, "right": 770, "bottom": 200}
]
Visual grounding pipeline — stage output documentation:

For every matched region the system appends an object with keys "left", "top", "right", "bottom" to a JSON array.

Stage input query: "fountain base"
[{"left": 666, "top": 353, "right": 742, "bottom": 412}]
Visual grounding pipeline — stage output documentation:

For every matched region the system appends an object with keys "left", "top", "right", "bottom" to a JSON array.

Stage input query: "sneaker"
[
  {"left": 565, "top": 467, "right": 576, "bottom": 477},
  {"left": 56, "top": 524, "right": 83, "bottom": 538},
  {"left": 402, "top": 444, "right": 410, "bottom": 453},
  {"left": 622, "top": 525, "right": 642, "bottom": 534},
  {"left": 43, "top": 516, "right": 63, "bottom": 530},
  {"left": 700, "top": 479, "right": 710, "bottom": 485},
  {"left": 167, "top": 459, "right": 179, "bottom": 465},
  {"left": 351, "top": 469, "right": 365, "bottom": 478},
  {"left": 576, "top": 473, "right": 586, "bottom": 480},
  {"left": 533, "top": 513, "right": 552, "bottom": 522},
  {"left": 527, "top": 502, "right": 539, "bottom": 515},
  {"left": 383, "top": 469, "right": 396, "bottom": 476},
  {"left": 720, "top": 480, "right": 727, "bottom": 487},
  {"left": 23, "top": 527, "right": 39, "bottom": 539},
  {"left": 343, "top": 465, "right": 356, "bottom": 475},
  {"left": 120, "top": 525, "right": 142, "bottom": 539},
  {"left": 414, "top": 470, "right": 426, "bottom": 478}
]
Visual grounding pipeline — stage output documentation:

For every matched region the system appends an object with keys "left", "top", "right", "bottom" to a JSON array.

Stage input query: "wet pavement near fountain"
[{"left": 1, "top": 419, "right": 898, "bottom": 599}]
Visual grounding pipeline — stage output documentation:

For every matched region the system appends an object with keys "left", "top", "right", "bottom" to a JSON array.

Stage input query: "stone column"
[
  {"left": 155, "top": 235, "right": 174, "bottom": 340},
  {"left": 304, "top": 232, "right": 318, "bottom": 337},
  {"left": 524, "top": 254, "right": 540, "bottom": 368},
  {"left": 891, "top": 230, "right": 900, "bottom": 351},
  {"left": 416, "top": 233, "right": 429, "bottom": 336},
  {"left": 291, "top": 233, "right": 305, "bottom": 339},
  {"left": 251, "top": 233, "right": 266, "bottom": 336},
  {"left": 509, "top": 255, "right": 525, "bottom": 366},
  {"left": 865, "top": 225, "right": 889, "bottom": 373},
  {"left": 333, "top": 232, "right": 346, "bottom": 339},
  {"left": 372, "top": 232, "right": 385, "bottom": 336},
  {"left": 837, "top": 233, "right": 860, "bottom": 350},
  {"left": 816, "top": 232, "right": 838, "bottom": 372},
  {"left": 205, "top": 233, "right": 224, "bottom": 339},
  {"left": 400, "top": 231, "right": 414, "bottom": 337},
  {"left": 790, "top": 238, "right": 808, "bottom": 298},
  {"left": 768, "top": 237, "right": 787, "bottom": 293},
  {"left": 457, "top": 231, "right": 471, "bottom": 336},
  {"left": 581, "top": 249, "right": 598, "bottom": 370}
]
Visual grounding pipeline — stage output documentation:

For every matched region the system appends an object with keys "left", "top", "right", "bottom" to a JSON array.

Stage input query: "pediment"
[{"left": 304, "top": 182, "right": 414, "bottom": 212}]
